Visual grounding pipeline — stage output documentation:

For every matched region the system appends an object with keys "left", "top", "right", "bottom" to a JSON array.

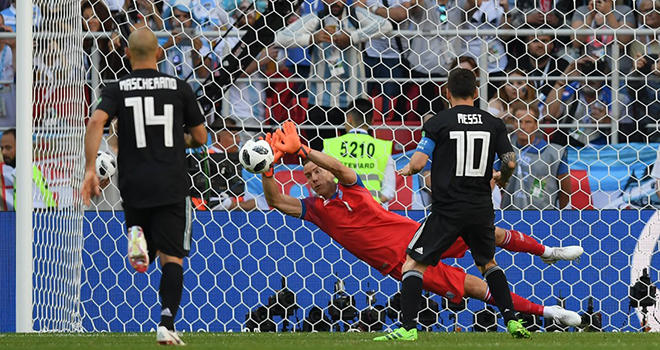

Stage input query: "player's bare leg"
[
  {"left": 494, "top": 228, "right": 584, "bottom": 264},
  {"left": 156, "top": 253, "right": 185, "bottom": 346},
  {"left": 462, "top": 274, "right": 581, "bottom": 327}
]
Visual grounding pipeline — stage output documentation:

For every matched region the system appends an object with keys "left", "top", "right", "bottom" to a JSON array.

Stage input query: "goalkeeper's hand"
[
  {"left": 260, "top": 132, "right": 284, "bottom": 178},
  {"left": 273, "top": 121, "right": 311, "bottom": 159}
]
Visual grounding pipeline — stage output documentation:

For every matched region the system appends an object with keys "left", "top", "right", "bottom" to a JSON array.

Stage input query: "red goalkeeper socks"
[
  {"left": 485, "top": 288, "right": 544, "bottom": 317},
  {"left": 499, "top": 229, "right": 546, "bottom": 256}
]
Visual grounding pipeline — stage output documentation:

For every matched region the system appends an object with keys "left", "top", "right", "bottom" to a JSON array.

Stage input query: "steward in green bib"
[{"left": 323, "top": 99, "right": 395, "bottom": 204}]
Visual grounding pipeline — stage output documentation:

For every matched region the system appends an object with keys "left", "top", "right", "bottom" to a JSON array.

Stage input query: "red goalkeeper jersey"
[{"left": 300, "top": 177, "right": 468, "bottom": 275}]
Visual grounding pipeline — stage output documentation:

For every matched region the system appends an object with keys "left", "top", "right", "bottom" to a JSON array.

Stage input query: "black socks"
[
  {"left": 159, "top": 263, "right": 184, "bottom": 331},
  {"left": 483, "top": 265, "right": 516, "bottom": 323},
  {"left": 401, "top": 270, "right": 424, "bottom": 331}
]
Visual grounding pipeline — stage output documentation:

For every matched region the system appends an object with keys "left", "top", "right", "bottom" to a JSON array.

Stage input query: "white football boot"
[
  {"left": 157, "top": 326, "right": 186, "bottom": 346},
  {"left": 127, "top": 226, "right": 149, "bottom": 273},
  {"left": 549, "top": 305, "right": 582, "bottom": 327},
  {"left": 541, "top": 246, "right": 584, "bottom": 265}
]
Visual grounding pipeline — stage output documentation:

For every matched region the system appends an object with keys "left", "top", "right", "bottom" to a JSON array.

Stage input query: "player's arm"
[
  {"left": 495, "top": 120, "right": 516, "bottom": 189},
  {"left": 259, "top": 130, "right": 303, "bottom": 217},
  {"left": 306, "top": 150, "right": 357, "bottom": 185},
  {"left": 497, "top": 151, "right": 516, "bottom": 188},
  {"left": 398, "top": 135, "right": 433, "bottom": 176},
  {"left": 262, "top": 175, "right": 303, "bottom": 218},
  {"left": 185, "top": 124, "right": 207, "bottom": 148},
  {"left": 82, "top": 109, "right": 110, "bottom": 205},
  {"left": 182, "top": 81, "right": 208, "bottom": 148}
]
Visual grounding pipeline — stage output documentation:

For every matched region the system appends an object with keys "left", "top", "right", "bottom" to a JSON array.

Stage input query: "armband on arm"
[{"left": 416, "top": 137, "right": 436, "bottom": 157}]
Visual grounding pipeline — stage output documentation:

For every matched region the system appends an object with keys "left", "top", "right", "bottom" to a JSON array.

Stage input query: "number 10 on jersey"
[
  {"left": 450, "top": 131, "right": 490, "bottom": 177},
  {"left": 125, "top": 97, "right": 174, "bottom": 148}
]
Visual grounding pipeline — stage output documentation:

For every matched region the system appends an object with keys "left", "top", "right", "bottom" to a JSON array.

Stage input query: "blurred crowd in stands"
[{"left": 7, "top": 0, "right": 660, "bottom": 211}]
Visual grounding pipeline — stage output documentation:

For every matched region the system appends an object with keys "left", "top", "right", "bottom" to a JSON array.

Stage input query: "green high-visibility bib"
[{"left": 324, "top": 132, "right": 392, "bottom": 202}]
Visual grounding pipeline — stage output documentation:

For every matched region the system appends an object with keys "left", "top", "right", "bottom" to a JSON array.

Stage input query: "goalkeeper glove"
[
  {"left": 274, "top": 121, "right": 311, "bottom": 159},
  {"left": 260, "top": 132, "right": 283, "bottom": 178}
]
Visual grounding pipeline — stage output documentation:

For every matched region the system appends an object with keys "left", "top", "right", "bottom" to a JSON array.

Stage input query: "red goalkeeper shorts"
[{"left": 389, "top": 238, "right": 469, "bottom": 304}]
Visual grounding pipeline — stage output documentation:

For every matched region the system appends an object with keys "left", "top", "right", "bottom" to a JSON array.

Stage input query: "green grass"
[{"left": 1, "top": 332, "right": 659, "bottom": 350}]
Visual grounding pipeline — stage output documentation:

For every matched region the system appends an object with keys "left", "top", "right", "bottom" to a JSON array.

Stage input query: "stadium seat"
[
  {"left": 389, "top": 173, "right": 414, "bottom": 211},
  {"left": 569, "top": 169, "right": 594, "bottom": 210}
]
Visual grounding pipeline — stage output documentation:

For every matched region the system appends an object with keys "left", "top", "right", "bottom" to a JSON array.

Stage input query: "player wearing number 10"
[
  {"left": 81, "top": 28, "right": 207, "bottom": 346},
  {"left": 389, "top": 69, "right": 528, "bottom": 340}
]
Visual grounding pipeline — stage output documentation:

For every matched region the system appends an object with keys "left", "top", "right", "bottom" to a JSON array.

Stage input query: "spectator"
[
  {"left": 487, "top": 68, "right": 536, "bottom": 118},
  {"left": 513, "top": 28, "right": 570, "bottom": 120},
  {"left": 463, "top": 0, "right": 510, "bottom": 74},
  {"left": 449, "top": 55, "right": 478, "bottom": 73},
  {"left": 571, "top": 0, "right": 635, "bottom": 71},
  {"left": 499, "top": 101, "right": 571, "bottom": 210},
  {"left": 274, "top": 0, "right": 392, "bottom": 151},
  {"left": 160, "top": 2, "right": 206, "bottom": 80},
  {"left": 0, "top": 129, "right": 56, "bottom": 210},
  {"left": 359, "top": 0, "right": 417, "bottom": 120},
  {"left": 192, "top": 119, "right": 256, "bottom": 211},
  {"left": 0, "top": 1, "right": 42, "bottom": 31},
  {"left": 281, "top": 0, "right": 322, "bottom": 94},
  {"left": 406, "top": 0, "right": 464, "bottom": 117},
  {"left": 102, "top": 0, "right": 128, "bottom": 13},
  {"left": 209, "top": 117, "right": 241, "bottom": 153},
  {"left": 213, "top": 0, "right": 272, "bottom": 141},
  {"left": 323, "top": 98, "right": 396, "bottom": 205},
  {"left": 631, "top": 0, "right": 660, "bottom": 140},
  {"left": 556, "top": 57, "right": 629, "bottom": 146},
  {"left": 193, "top": 0, "right": 230, "bottom": 29},
  {"left": 509, "top": 0, "right": 576, "bottom": 28},
  {"left": 0, "top": 14, "right": 14, "bottom": 128},
  {"left": 125, "top": 0, "right": 165, "bottom": 31}
]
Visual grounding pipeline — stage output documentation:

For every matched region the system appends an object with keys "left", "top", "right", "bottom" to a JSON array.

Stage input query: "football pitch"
[{"left": 1, "top": 332, "right": 659, "bottom": 350}]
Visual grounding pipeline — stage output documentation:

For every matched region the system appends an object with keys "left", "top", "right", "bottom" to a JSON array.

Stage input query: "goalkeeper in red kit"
[{"left": 260, "top": 122, "right": 583, "bottom": 328}]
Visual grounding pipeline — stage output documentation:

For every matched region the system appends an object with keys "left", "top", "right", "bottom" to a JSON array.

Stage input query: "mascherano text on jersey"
[{"left": 119, "top": 77, "right": 178, "bottom": 91}]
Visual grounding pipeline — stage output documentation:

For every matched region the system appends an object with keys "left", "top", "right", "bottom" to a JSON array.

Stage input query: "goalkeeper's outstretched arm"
[
  {"left": 263, "top": 175, "right": 302, "bottom": 218},
  {"left": 306, "top": 150, "right": 357, "bottom": 186}
]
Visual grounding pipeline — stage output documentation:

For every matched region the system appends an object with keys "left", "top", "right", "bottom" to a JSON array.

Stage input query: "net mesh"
[
  {"left": 32, "top": 0, "right": 86, "bottom": 332},
  {"left": 24, "top": 0, "right": 660, "bottom": 332}
]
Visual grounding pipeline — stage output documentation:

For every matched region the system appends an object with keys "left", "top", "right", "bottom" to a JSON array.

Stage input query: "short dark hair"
[
  {"left": 447, "top": 68, "right": 477, "bottom": 99},
  {"left": 3, "top": 128, "right": 15, "bottom": 138},
  {"left": 347, "top": 98, "right": 373, "bottom": 126}
]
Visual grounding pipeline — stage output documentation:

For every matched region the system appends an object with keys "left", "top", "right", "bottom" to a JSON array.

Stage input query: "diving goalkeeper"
[{"left": 261, "top": 122, "right": 583, "bottom": 327}]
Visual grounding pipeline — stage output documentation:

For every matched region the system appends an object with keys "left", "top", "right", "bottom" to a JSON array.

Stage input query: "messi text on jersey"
[{"left": 457, "top": 113, "right": 483, "bottom": 125}]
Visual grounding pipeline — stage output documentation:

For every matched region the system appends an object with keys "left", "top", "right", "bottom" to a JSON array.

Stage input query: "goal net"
[
  {"left": 32, "top": 0, "right": 87, "bottom": 331},
  {"left": 19, "top": 0, "right": 660, "bottom": 333}
]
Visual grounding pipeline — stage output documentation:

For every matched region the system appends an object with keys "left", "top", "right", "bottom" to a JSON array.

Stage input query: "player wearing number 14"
[
  {"left": 389, "top": 69, "right": 528, "bottom": 340},
  {"left": 81, "top": 28, "right": 207, "bottom": 346}
]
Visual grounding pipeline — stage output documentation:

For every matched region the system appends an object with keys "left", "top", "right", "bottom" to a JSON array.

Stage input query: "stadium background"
[{"left": 3, "top": 0, "right": 660, "bottom": 335}]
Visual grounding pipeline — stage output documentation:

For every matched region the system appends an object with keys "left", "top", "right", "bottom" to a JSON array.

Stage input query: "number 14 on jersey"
[{"left": 125, "top": 96, "right": 174, "bottom": 148}]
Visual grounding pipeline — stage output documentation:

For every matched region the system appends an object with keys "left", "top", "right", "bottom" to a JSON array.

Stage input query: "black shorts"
[
  {"left": 123, "top": 198, "right": 192, "bottom": 263},
  {"left": 406, "top": 211, "right": 496, "bottom": 267}
]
